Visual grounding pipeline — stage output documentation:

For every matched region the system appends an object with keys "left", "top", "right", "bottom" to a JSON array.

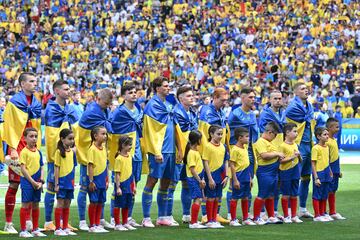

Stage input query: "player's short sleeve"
[
  {"left": 87, "top": 147, "right": 95, "bottom": 165},
  {"left": 311, "top": 146, "right": 318, "bottom": 162},
  {"left": 113, "top": 156, "right": 121, "bottom": 173},
  {"left": 19, "top": 149, "right": 27, "bottom": 165},
  {"left": 229, "top": 147, "right": 239, "bottom": 163},
  {"left": 202, "top": 143, "right": 211, "bottom": 161},
  {"left": 54, "top": 150, "right": 61, "bottom": 167},
  {"left": 187, "top": 151, "right": 197, "bottom": 168},
  {"left": 255, "top": 139, "right": 267, "bottom": 154}
]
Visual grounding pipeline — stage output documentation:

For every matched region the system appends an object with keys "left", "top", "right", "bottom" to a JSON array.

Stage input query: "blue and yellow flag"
[
  {"left": 0, "top": 123, "right": 4, "bottom": 162},
  {"left": 142, "top": 95, "right": 175, "bottom": 156},
  {"left": 174, "top": 103, "right": 198, "bottom": 154},
  {"left": 198, "top": 104, "right": 228, "bottom": 153},
  {"left": 258, "top": 104, "right": 286, "bottom": 148},
  {"left": 3, "top": 91, "right": 42, "bottom": 149},
  {"left": 45, "top": 100, "right": 79, "bottom": 163},
  {"left": 109, "top": 103, "right": 143, "bottom": 170},
  {"left": 76, "top": 102, "right": 112, "bottom": 165},
  {"left": 285, "top": 96, "right": 315, "bottom": 145}
]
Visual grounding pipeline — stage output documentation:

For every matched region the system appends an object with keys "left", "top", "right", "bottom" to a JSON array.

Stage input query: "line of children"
[{"left": 16, "top": 123, "right": 347, "bottom": 237}]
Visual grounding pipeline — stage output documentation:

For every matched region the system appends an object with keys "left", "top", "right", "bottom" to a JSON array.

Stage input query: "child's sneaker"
[
  {"left": 291, "top": 216, "right": 303, "bottom": 223},
  {"left": 267, "top": 217, "right": 283, "bottom": 224},
  {"left": 260, "top": 212, "right": 268, "bottom": 221},
  {"left": 79, "top": 220, "right": 89, "bottom": 231},
  {"left": 100, "top": 219, "right": 114, "bottom": 229},
  {"left": 330, "top": 213, "right": 346, "bottom": 220},
  {"left": 283, "top": 216, "right": 292, "bottom": 224},
  {"left": 114, "top": 225, "right": 128, "bottom": 231},
  {"left": 19, "top": 231, "right": 33, "bottom": 238},
  {"left": 4, "top": 222, "right": 18, "bottom": 234},
  {"left": 142, "top": 218, "right": 155, "bottom": 228},
  {"left": 54, "top": 229, "right": 68, "bottom": 236},
  {"left": 31, "top": 229, "right": 46, "bottom": 237},
  {"left": 182, "top": 215, "right": 191, "bottom": 223},
  {"left": 88, "top": 226, "right": 103, "bottom": 233},
  {"left": 156, "top": 217, "right": 173, "bottom": 226},
  {"left": 123, "top": 223, "right": 136, "bottom": 230},
  {"left": 205, "top": 222, "right": 217, "bottom": 229},
  {"left": 243, "top": 218, "right": 256, "bottom": 226},
  {"left": 229, "top": 219, "right": 242, "bottom": 227},
  {"left": 213, "top": 222, "right": 224, "bottom": 228},
  {"left": 189, "top": 223, "right": 207, "bottom": 229},
  {"left": 64, "top": 228, "right": 77, "bottom": 235},
  {"left": 26, "top": 221, "right": 33, "bottom": 232},
  {"left": 95, "top": 225, "right": 109, "bottom": 233},
  {"left": 128, "top": 218, "right": 142, "bottom": 227},
  {"left": 254, "top": 218, "right": 266, "bottom": 225},
  {"left": 299, "top": 208, "right": 314, "bottom": 218},
  {"left": 322, "top": 215, "right": 333, "bottom": 222}
]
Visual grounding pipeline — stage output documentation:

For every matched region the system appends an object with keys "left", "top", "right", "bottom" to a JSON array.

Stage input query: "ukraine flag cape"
[
  {"left": 0, "top": 123, "right": 4, "bottom": 162},
  {"left": 142, "top": 95, "right": 174, "bottom": 156},
  {"left": 76, "top": 102, "right": 112, "bottom": 165},
  {"left": 3, "top": 91, "right": 42, "bottom": 149},
  {"left": 285, "top": 96, "right": 316, "bottom": 145},
  {"left": 198, "top": 104, "right": 228, "bottom": 153},
  {"left": 174, "top": 103, "right": 198, "bottom": 154},
  {"left": 109, "top": 103, "right": 143, "bottom": 170},
  {"left": 258, "top": 104, "right": 286, "bottom": 149},
  {"left": 45, "top": 100, "right": 79, "bottom": 163}
]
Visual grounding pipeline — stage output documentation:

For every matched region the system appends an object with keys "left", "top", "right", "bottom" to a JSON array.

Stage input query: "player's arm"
[
  {"left": 88, "top": 163, "right": 96, "bottom": 191},
  {"left": 20, "top": 164, "right": 41, "bottom": 190},
  {"left": 115, "top": 171, "right": 122, "bottom": 196},
  {"left": 203, "top": 159, "right": 215, "bottom": 189},
  {"left": 311, "top": 160, "right": 321, "bottom": 186},
  {"left": 54, "top": 165, "right": 60, "bottom": 192},
  {"left": 229, "top": 161, "right": 240, "bottom": 189},
  {"left": 221, "top": 159, "right": 229, "bottom": 187},
  {"left": 190, "top": 166, "right": 206, "bottom": 189},
  {"left": 260, "top": 151, "right": 284, "bottom": 161}
]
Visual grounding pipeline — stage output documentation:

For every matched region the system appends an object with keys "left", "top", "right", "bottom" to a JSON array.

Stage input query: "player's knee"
[
  {"left": 9, "top": 182, "right": 19, "bottom": 190},
  {"left": 159, "top": 178, "right": 171, "bottom": 190},
  {"left": 145, "top": 176, "right": 158, "bottom": 189}
]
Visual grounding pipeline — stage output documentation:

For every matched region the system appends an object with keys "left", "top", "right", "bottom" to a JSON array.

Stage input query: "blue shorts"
[
  {"left": 148, "top": 153, "right": 175, "bottom": 180},
  {"left": 231, "top": 182, "right": 251, "bottom": 200},
  {"left": 329, "top": 174, "right": 339, "bottom": 193},
  {"left": 312, "top": 181, "right": 330, "bottom": 200},
  {"left": 133, "top": 161, "right": 142, "bottom": 183},
  {"left": 114, "top": 193, "right": 133, "bottom": 208},
  {"left": 187, "top": 176, "right": 204, "bottom": 200},
  {"left": 79, "top": 164, "right": 89, "bottom": 186},
  {"left": 47, "top": 162, "right": 55, "bottom": 184},
  {"left": 299, "top": 143, "right": 311, "bottom": 176},
  {"left": 57, "top": 189, "right": 74, "bottom": 200},
  {"left": 172, "top": 163, "right": 183, "bottom": 182},
  {"left": 21, "top": 188, "right": 41, "bottom": 203},
  {"left": 204, "top": 183, "right": 223, "bottom": 198},
  {"left": 257, "top": 174, "right": 278, "bottom": 199},
  {"left": 280, "top": 179, "right": 299, "bottom": 196},
  {"left": 88, "top": 188, "right": 107, "bottom": 203}
]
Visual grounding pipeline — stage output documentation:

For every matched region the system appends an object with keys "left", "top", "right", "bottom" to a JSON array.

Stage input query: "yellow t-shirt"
[
  {"left": 202, "top": 142, "right": 226, "bottom": 172},
  {"left": 279, "top": 142, "right": 299, "bottom": 170},
  {"left": 311, "top": 144, "right": 329, "bottom": 172},
  {"left": 186, "top": 149, "right": 203, "bottom": 177},
  {"left": 326, "top": 138, "right": 339, "bottom": 163},
  {"left": 20, "top": 147, "right": 42, "bottom": 177},
  {"left": 87, "top": 144, "right": 107, "bottom": 177},
  {"left": 113, "top": 154, "right": 132, "bottom": 182},
  {"left": 229, "top": 145, "right": 249, "bottom": 172},
  {"left": 254, "top": 137, "right": 278, "bottom": 166},
  {"left": 54, "top": 149, "right": 75, "bottom": 178}
]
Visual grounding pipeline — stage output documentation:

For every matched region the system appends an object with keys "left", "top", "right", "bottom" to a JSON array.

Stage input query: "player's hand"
[
  {"left": 133, "top": 187, "right": 137, "bottom": 195},
  {"left": 116, "top": 187, "right": 122, "bottom": 196},
  {"left": 176, "top": 150, "right": 183, "bottom": 164},
  {"left": 330, "top": 171, "right": 333, "bottom": 178},
  {"left": 199, "top": 179, "right": 206, "bottom": 189},
  {"left": 155, "top": 154, "right": 163, "bottom": 163},
  {"left": 339, "top": 172, "right": 343, "bottom": 178},
  {"left": 10, "top": 148, "right": 19, "bottom": 160},
  {"left": 250, "top": 180, "right": 253, "bottom": 188},
  {"left": 54, "top": 185, "right": 59, "bottom": 193},
  {"left": 106, "top": 181, "right": 109, "bottom": 190},
  {"left": 89, "top": 182, "right": 96, "bottom": 192},
  {"left": 221, "top": 177, "right": 228, "bottom": 188},
  {"left": 294, "top": 150, "right": 300, "bottom": 158},
  {"left": 315, "top": 178, "right": 321, "bottom": 187},
  {"left": 32, "top": 181, "right": 41, "bottom": 190},
  {"left": 209, "top": 178, "right": 216, "bottom": 190},
  {"left": 233, "top": 179, "right": 240, "bottom": 190},
  {"left": 277, "top": 152, "right": 285, "bottom": 160}
]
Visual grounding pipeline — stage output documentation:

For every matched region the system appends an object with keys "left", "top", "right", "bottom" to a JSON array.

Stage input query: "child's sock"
[
  {"left": 281, "top": 197, "right": 289, "bottom": 218},
  {"left": 113, "top": 208, "right": 120, "bottom": 226},
  {"left": 190, "top": 203, "right": 200, "bottom": 224},
  {"left": 44, "top": 190, "right": 55, "bottom": 222},
  {"left": 265, "top": 198, "right": 275, "bottom": 218},
  {"left": 77, "top": 189, "right": 87, "bottom": 221},
  {"left": 95, "top": 204, "right": 102, "bottom": 225},
  {"left": 157, "top": 189, "right": 168, "bottom": 218},
  {"left": 88, "top": 203, "right": 96, "bottom": 227},
  {"left": 142, "top": 187, "right": 153, "bottom": 218},
  {"left": 290, "top": 197, "right": 298, "bottom": 218},
  {"left": 320, "top": 199, "right": 327, "bottom": 216},
  {"left": 121, "top": 208, "right": 129, "bottom": 225},
  {"left": 20, "top": 207, "right": 27, "bottom": 231},
  {"left": 253, "top": 197, "right": 264, "bottom": 220},
  {"left": 55, "top": 208, "right": 62, "bottom": 230},
  {"left": 62, "top": 208, "right": 70, "bottom": 229},
  {"left": 328, "top": 192, "right": 336, "bottom": 215},
  {"left": 241, "top": 199, "right": 249, "bottom": 220},
  {"left": 181, "top": 185, "right": 191, "bottom": 216},
  {"left": 312, "top": 199, "right": 320, "bottom": 217},
  {"left": 230, "top": 200, "right": 237, "bottom": 221},
  {"left": 206, "top": 200, "right": 214, "bottom": 222},
  {"left": 5, "top": 187, "right": 17, "bottom": 223},
  {"left": 32, "top": 207, "right": 40, "bottom": 230},
  {"left": 213, "top": 200, "right": 219, "bottom": 222}
]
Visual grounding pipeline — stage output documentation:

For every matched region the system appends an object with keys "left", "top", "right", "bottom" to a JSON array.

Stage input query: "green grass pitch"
[{"left": 0, "top": 164, "right": 359, "bottom": 239}]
